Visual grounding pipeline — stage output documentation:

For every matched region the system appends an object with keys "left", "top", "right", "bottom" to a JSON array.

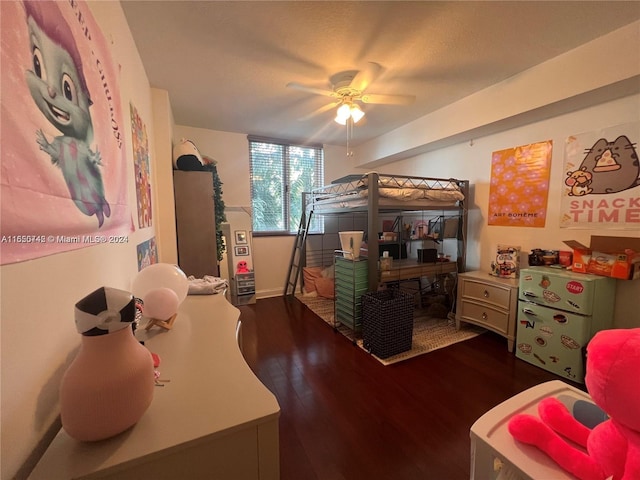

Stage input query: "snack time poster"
[{"left": 560, "top": 122, "right": 640, "bottom": 229}]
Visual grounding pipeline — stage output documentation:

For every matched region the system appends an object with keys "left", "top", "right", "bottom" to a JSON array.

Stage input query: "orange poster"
[{"left": 488, "top": 141, "right": 552, "bottom": 227}]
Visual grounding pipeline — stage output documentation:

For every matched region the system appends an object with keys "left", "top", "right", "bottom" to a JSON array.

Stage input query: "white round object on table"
[
  {"left": 132, "top": 263, "right": 188, "bottom": 304},
  {"left": 143, "top": 287, "right": 180, "bottom": 320}
]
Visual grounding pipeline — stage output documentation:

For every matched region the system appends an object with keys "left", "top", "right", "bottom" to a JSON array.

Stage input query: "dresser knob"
[
  {"left": 482, "top": 312, "right": 488, "bottom": 320},
  {"left": 483, "top": 290, "right": 489, "bottom": 298}
]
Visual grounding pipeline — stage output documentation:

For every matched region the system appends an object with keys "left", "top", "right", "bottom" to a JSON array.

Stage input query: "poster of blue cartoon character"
[
  {"left": 0, "top": 1, "right": 131, "bottom": 264},
  {"left": 24, "top": 0, "right": 110, "bottom": 227}
]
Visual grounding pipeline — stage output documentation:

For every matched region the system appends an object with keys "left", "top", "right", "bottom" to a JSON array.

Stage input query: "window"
[{"left": 248, "top": 136, "right": 324, "bottom": 234}]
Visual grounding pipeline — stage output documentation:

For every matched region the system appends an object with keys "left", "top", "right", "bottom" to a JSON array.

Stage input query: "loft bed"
[
  {"left": 288, "top": 172, "right": 469, "bottom": 297},
  {"left": 308, "top": 173, "right": 466, "bottom": 213}
]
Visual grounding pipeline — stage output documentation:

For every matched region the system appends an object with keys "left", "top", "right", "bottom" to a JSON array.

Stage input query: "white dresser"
[
  {"left": 455, "top": 270, "right": 519, "bottom": 352},
  {"left": 29, "top": 294, "right": 280, "bottom": 479}
]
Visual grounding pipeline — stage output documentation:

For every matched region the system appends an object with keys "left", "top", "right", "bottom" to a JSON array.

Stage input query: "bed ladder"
[{"left": 284, "top": 211, "right": 312, "bottom": 297}]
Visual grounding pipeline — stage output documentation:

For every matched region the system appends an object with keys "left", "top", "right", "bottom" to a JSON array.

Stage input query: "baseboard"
[{"left": 255, "top": 288, "right": 284, "bottom": 300}]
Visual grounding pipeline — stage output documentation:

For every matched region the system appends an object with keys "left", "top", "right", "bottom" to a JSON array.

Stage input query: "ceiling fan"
[{"left": 287, "top": 62, "right": 416, "bottom": 124}]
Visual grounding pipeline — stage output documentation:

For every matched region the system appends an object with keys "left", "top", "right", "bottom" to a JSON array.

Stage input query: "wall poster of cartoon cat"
[
  {"left": 561, "top": 122, "right": 640, "bottom": 229},
  {"left": 0, "top": 1, "right": 131, "bottom": 265}
]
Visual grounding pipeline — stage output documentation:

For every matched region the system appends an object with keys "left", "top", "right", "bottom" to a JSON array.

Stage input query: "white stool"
[{"left": 470, "top": 380, "right": 593, "bottom": 480}]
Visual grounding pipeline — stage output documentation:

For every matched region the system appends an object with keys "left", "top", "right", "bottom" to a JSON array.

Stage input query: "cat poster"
[
  {"left": 560, "top": 122, "right": 640, "bottom": 229},
  {"left": 488, "top": 140, "right": 553, "bottom": 227},
  {"left": 0, "top": 1, "right": 131, "bottom": 264}
]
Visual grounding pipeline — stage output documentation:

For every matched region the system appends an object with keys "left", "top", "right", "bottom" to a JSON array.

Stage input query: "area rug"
[{"left": 295, "top": 293, "right": 485, "bottom": 365}]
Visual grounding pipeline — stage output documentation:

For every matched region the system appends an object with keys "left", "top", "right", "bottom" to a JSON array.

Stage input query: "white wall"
[
  {"left": 151, "top": 88, "right": 178, "bottom": 264},
  {"left": 0, "top": 3, "right": 160, "bottom": 478}
]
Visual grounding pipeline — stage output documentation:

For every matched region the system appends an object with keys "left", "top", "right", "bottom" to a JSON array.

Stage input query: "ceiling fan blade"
[
  {"left": 360, "top": 93, "right": 416, "bottom": 105},
  {"left": 349, "top": 62, "right": 383, "bottom": 92},
  {"left": 298, "top": 101, "right": 341, "bottom": 121},
  {"left": 287, "top": 82, "right": 336, "bottom": 97}
]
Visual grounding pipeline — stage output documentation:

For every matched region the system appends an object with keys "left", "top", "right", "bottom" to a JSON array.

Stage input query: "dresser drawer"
[
  {"left": 335, "top": 258, "right": 368, "bottom": 274},
  {"left": 335, "top": 276, "right": 367, "bottom": 291},
  {"left": 456, "top": 271, "right": 519, "bottom": 352},
  {"left": 459, "top": 299, "right": 509, "bottom": 333},
  {"left": 237, "top": 286, "right": 255, "bottom": 295},
  {"left": 461, "top": 279, "right": 512, "bottom": 310}
]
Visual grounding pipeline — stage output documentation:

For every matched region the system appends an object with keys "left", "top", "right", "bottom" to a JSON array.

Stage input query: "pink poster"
[{"left": 0, "top": 1, "right": 131, "bottom": 264}]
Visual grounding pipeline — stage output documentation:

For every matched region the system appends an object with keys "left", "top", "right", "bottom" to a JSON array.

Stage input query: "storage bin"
[
  {"left": 417, "top": 248, "right": 437, "bottom": 263},
  {"left": 362, "top": 290, "right": 414, "bottom": 358}
]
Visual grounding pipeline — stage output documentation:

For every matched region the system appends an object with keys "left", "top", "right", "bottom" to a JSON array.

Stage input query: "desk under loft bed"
[{"left": 285, "top": 173, "right": 470, "bottom": 305}]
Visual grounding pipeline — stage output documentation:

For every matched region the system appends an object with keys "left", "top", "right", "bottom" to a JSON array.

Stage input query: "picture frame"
[
  {"left": 235, "top": 230, "right": 247, "bottom": 244},
  {"left": 235, "top": 246, "right": 249, "bottom": 256}
]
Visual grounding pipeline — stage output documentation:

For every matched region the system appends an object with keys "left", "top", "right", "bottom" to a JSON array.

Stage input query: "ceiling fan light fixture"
[
  {"left": 350, "top": 104, "right": 365, "bottom": 123},
  {"left": 334, "top": 113, "right": 348, "bottom": 125},
  {"left": 334, "top": 101, "right": 364, "bottom": 125},
  {"left": 335, "top": 103, "right": 352, "bottom": 124}
]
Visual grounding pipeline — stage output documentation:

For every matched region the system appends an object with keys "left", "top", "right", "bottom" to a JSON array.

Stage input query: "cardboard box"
[
  {"left": 562, "top": 240, "right": 591, "bottom": 274},
  {"left": 563, "top": 236, "right": 640, "bottom": 280}
]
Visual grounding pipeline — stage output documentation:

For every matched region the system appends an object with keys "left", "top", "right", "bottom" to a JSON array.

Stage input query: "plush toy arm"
[
  {"left": 622, "top": 435, "right": 640, "bottom": 480},
  {"left": 508, "top": 414, "right": 605, "bottom": 480},
  {"left": 538, "top": 397, "right": 591, "bottom": 447}
]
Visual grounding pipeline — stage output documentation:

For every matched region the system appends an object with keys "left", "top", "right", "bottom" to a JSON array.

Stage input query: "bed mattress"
[{"left": 307, "top": 174, "right": 466, "bottom": 213}]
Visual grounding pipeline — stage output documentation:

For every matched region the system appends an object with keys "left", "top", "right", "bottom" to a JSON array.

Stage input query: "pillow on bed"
[
  {"left": 302, "top": 267, "right": 323, "bottom": 293},
  {"left": 321, "top": 265, "right": 334, "bottom": 279},
  {"left": 315, "top": 277, "right": 335, "bottom": 300}
]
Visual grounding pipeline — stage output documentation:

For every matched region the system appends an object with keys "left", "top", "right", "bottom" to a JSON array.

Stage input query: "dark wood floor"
[{"left": 238, "top": 296, "right": 574, "bottom": 480}]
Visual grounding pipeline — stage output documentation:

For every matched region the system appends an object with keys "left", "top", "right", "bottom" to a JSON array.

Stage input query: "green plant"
[{"left": 201, "top": 162, "right": 226, "bottom": 261}]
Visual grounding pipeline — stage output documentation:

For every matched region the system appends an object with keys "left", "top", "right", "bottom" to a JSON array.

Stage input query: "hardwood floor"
[{"left": 238, "top": 296, "right": 572, "bottom": 480}]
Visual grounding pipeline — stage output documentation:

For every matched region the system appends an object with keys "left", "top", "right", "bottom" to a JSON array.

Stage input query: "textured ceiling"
[{"left": 121, "top": 1, "right": 640, "bottom": 146}]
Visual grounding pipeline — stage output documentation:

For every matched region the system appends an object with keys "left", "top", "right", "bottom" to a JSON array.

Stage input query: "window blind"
[{"left": 248, "top": 136, "right": 324, "bottom": 234}]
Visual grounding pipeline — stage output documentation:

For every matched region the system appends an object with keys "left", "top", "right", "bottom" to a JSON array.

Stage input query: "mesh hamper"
[{"left": 362, "top": 290, "right": 414, "bottom": 358}]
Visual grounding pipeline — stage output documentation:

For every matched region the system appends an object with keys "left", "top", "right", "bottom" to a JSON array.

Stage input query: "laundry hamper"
[{"left": 362, "top": 290, "right": 414, "bottom": 358}]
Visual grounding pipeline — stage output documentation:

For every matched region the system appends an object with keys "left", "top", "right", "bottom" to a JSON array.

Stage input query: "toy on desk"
[
  {"left": 508, "top": 328, "right": 640, "bottom": 480},
  {"left": 142, "top": 287, "right": 179, "bottom": 330},
  {"left": 236, "top": 260, "right": 250, "bottom": 273}
]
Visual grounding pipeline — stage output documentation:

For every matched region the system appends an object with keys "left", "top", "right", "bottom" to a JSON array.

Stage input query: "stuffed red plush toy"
[{"left": 508, "top": 328, "right": 640, "bottom": 480}]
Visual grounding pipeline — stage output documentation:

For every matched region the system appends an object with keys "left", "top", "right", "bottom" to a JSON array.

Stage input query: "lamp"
[
  {"left": 350, "top": 103, "right": 365, "bottom": 123},
  {"left": 334, "top": 101, "right": 365, "bottom": 125},
  {"left": 132, "top": 263, "right": 189, "bottom": 330}
]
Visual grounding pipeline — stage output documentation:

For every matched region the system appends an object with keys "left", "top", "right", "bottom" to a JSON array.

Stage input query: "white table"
[{"left": 30, "top": 294, "right": 280, "bottom": 479}]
